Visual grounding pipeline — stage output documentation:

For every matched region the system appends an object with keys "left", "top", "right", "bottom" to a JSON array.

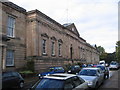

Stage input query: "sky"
[{"left": 9, "top": 0, "right": 119, "bottom": 53}]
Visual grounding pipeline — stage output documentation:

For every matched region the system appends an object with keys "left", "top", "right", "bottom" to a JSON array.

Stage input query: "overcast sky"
[{"left": 9, "top": 0, "right": 119, "bottom": 53}]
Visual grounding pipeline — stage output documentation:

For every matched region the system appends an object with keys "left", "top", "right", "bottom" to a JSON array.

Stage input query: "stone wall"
[
  {"left": 26, "top": 10, "right": 99, "bottom": 72},
  {"left": 2, "top": 2, "right": 27, "bottom": 71},
  {"left": 34, "top": 59, "right": 81, "bottom": 73},
  {"left": 1, "top": 2, "right": 99, "bottom": 72}
]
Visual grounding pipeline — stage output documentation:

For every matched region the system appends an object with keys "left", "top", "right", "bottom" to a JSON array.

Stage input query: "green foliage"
[
  {"left": 97, "top": 46, "right": 105, "bottom": 54},
  {"left": 98, "top": 46, "right": 107, "bottom": 60},
  {"left": 100, "top": 53, "right": 108, "bottom": 60},
  {"left": 26, "top": 60, "right": 35, "bottom": 72},
  {"left": 20, "top": 70, "right": 34, "bottom": 74},
  {"left": 19, "top": 60, "right": 35, "bottom": 78},
  {"left": 105, "top": 52, "right": 116, "bottom": 63},
  {"left": 64, "top": 63, "right": 71, "bottom": 71},
  {"left": 76, "top": 62, "right": 82, "bottom": 66}
]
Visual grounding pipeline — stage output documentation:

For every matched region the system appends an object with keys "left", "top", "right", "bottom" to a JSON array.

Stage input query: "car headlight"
[
  {"left": 38, "top": 74, "right": 41, "bottom": 77},
  {"left": 68, "top": 70, "right": 71, "bottom": 72},
  {"left": 47, "top": 74, "right": 50, "bottom": 75},
  {"left": 87, "top": 81, "right": 93, "bottom": 85}
]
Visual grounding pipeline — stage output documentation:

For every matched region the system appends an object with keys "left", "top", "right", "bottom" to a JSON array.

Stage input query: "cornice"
[{"left": 2, "top": 2, "right": 27, "bottom": 14}]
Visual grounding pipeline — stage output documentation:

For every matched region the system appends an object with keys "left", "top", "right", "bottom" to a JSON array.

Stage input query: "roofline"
[
  {"left": 86, "top": 43, "right": 99, "bottom": 52},
  {"left": 27, "top": 9, "right": 65, "bottom": 29},
  {"left": 27, "top": 10, "right": 87, "bottom": 42},
  {"left": 27, "top": 10, "right": 98, "bottom": 50},
  {"left": 2, "top": 2, "right": 27, "bottom": 14}
]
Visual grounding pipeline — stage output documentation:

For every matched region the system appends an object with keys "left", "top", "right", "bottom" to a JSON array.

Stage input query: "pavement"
[{"left": 98, "top": 69, "right": 119, "bottom": 90}]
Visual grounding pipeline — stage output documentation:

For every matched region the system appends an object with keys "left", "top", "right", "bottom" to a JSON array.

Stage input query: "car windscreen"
[
  {"left": 70, "top": 66, "right": 79, "bottom": 69},
  {"left": 47, "top": 67, "right": 64, "bottom": 72},
  {"left": 35, "top": 78, "right": 64, "bottom": 89},
  {"left": 100, "top": 62, "right": 104, "bottom": 64},
  {"left": 47, "top": 67, "right": 55, "bottom": 72},
  {"left": 79, "top": 69, "right": 97, "bottom": 76},
  {"left": 110, "top": 63, "right": 117, "bottom": 65}
]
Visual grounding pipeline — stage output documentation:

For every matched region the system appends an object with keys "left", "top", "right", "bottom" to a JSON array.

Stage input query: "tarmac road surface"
[{"left": 98, "top": 69, "right": 119, "bottom": 90}]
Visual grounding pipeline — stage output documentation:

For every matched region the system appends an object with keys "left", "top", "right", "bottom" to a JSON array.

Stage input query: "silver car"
[
  {"left": 31, "top": 73, "right": 88, "bottom": 90},
  {"left": 109, "top": 62, "right": 119, "bottom": 70},
  {"left": 78, "top": 67, "right": 104, "bottom": 88}
]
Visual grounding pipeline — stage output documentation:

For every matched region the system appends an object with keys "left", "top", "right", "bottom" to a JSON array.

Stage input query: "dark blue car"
[{"left": 38, "top": 67, "right": 65, "bottom": 78}]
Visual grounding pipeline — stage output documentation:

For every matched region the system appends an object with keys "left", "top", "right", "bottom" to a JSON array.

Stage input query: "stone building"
[
  {"left": 1, "top": 2, "right": 27, "bottom": 71},
  {"left": 1, "top": 2, "right": 99, "bottom": 72}
]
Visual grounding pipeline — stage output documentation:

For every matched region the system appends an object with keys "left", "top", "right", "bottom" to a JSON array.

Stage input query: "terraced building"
[{"left": 1, "top": 2, "right": 99, "bottom": 72}]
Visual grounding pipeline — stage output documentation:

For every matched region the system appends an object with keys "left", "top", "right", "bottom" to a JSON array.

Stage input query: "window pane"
[
  {"left": 7, "top": 16, "right": 15, "bottom": 37},
  {"left": 58, "top": 43, "right": 61, "bottom": 56},
  {"left": 6, "top": 50, "right": 14, "bottom": 66},
  {"left": 42, "top": 39, "right": 46, "bottom": 54},
  {"left": 51, "top": 42, "right": 55, "bottom": 55}
]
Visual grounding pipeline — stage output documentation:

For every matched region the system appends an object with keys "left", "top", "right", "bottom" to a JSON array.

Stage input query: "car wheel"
[
  {"left": 95, "top": 82, "right": 99, "bottom": 89},
  {"left": 19, "top": 81, "right": 24, "bottom": 88}
]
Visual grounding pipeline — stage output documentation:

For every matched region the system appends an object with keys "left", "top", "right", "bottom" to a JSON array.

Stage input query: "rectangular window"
[
  {"left": 7, "top": 16, "right": 15, "bottom": 37},
  {"left": 51, "top": 42, "right": 55, "bottom": 55},
  {"left": 6, "top": 50, "right": 14, "bottom": 66},
  {"left": 58, "top": 43, "right": 61, "bottom": 56},
  {"left": 42, "top": 39, "right": 46, "bottom": 54}
]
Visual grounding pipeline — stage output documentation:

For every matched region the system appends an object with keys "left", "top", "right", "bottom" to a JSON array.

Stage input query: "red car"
[{"left": 93, "top": 64, "right": 97, "bottom": 67}]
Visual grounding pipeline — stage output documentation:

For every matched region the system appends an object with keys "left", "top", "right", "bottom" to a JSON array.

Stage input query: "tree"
[
  {"left": 100, "top": 53, "right": 108, "bottom": 60},
  {"left": 105, "top": 52, "right": 116, "bottom": 63},
  {"left": 97, "top": 46, "right": 107, "bottom": 61},
  {"left": 97, "top": 46, "right": 105, "bottom": 55},
  {"left": 116, "top": 41, "right": 120, "bottom": 62}
]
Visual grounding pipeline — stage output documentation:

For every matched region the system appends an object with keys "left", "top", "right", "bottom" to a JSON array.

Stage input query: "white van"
[{"left": 99, "top": 60, "right": 105, "bottom": 66}]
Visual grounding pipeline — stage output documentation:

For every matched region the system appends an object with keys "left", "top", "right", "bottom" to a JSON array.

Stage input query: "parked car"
[
  {"left": 78, "top": 67, "right": 104, "bottom": 88},
  {"left": 81, "top": 64, "right": 87, "bottom": 68},
  {"left": 99, "top": 60, "right": 105, "bottom": 66},
  {"left": 109, "top": 61, "right": 119, "bottom": 70},
  {"left": 31, "top": 73, "right": 88, "bottom": 90},
  {"left": 2, "top": 71, "right": 24, "bottom": 89},
  {"left": 67, "top": 65, "right": 81, "bottom": 74},
  {"left": 87, "top": 64, "right": 93, "bottom": 67},
  {"left": 96, "top": 65, "right": 109, "bottom": 79},
  {"left": 38, "top": 67, "right": 65, "bottom": 78},
  {"left": 93, "top": 64, "right": 97, "bottom": 67}
]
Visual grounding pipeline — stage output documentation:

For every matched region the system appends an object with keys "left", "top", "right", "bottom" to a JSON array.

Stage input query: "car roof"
[
  {"left": 43, "top": 73, "right": 77, "bottom": 80},
  {"left": 97, "top": 65, "right": 105, "bottom": 67},
  {"left": 49, "top": 66, "right": 63, "bottom": 68},
  {"left": 82, "top": 67, "right": 100, "bottom": 70},
  {"left": 2, "top": 71, "right": 18, "bottom": 74}
]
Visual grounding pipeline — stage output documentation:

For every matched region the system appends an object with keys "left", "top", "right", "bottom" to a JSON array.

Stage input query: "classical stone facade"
[
  {"left": 1, "top": 2, "right": 99, "bottom": 72},
  {"left": 26, "top": 10, "right": 99, "bottom": 72},
  {"left": 1, "top": 2, "right": 27, "bottom": 71}
]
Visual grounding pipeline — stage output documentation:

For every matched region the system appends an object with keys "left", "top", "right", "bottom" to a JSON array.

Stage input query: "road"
[{"left": 98, "top": 69, "right": 119, "bottom": 90}]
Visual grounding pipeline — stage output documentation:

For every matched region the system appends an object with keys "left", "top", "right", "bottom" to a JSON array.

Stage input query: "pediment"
[{"left": 63, "top": 23, "right": 80, "bottom": 36}]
